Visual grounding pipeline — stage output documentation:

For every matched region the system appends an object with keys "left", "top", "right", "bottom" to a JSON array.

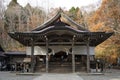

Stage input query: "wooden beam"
[
  {"left": 31, "top": 38, "right": 34, "bottom": 73},
  {"left": 35, "top": 42, "right": 86, "bottom": 45},
  {"left": 72, "top": 35, "right": 75, "bottom": 73},
  {"left": 86, "top": 38, "right": 90, "bottom": 73},
  {"left": 45, "top": 36, "right": 49, "bottom": 73}
]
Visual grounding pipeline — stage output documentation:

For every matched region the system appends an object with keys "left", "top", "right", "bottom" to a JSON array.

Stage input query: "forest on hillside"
[{"left": 0, "top": 0, "right": 120, "bottom": 64}]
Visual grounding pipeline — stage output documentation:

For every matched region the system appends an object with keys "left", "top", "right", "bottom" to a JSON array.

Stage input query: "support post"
[
  {"left": 45, "top": 36, "right": 49, "bottom": 73},
  {"left": 15, "top": 62, "right": 17, "bottom": 72},
  {"left": 72, "top": 35, "right": 75, "bottom": 73},
  {"left": 31, "top": 38, "right": 34, "bottom": 73},
  {"left": 86, "top": 38, "right": 90, "bottom": 73}
]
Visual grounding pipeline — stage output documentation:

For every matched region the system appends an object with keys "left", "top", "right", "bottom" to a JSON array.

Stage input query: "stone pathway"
[{"left": 33, "top": 73, "right": 83, "bottom": 80}]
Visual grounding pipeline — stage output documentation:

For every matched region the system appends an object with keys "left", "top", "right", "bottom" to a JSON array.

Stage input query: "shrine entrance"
[
  {"left": 51, "top": 51, "right": 68, "bottom": 62},
  {"left": 49, "top": 51, "right": 72, "bottom": 73}
]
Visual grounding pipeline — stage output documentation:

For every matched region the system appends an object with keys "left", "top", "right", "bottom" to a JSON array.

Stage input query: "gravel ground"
[
  {"left": 0, "top": 69, "right": 120, "bottom": 80},
  {"left": 80, "top": 69, "right": 120, "bottom": 80}
]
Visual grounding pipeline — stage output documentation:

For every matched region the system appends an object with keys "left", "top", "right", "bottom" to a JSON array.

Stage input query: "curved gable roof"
[
  {"left": 8, "top": 9, "right": 113, "bottom": 47},
  {"left": 0, "top": 45, "right": 5, "bottom": 57},
  {"left": 0, "top": 45, "right": 4, "bottom": 52},
  {"left": 32, "top": 9, "right": 88, "bottom": 32}
]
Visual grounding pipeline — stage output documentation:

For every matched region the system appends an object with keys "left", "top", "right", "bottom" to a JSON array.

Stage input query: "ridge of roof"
[{"left": 32, "top": 9, "right": 88, "bottom": 32}]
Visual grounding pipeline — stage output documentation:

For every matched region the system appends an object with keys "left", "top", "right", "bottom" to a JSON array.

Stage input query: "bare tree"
[
  {"left": 0, "top": 0, "right": 5, "bottom": 48},
  {"left": 3, "top": 0, "right": 46, "bottom": 51}
]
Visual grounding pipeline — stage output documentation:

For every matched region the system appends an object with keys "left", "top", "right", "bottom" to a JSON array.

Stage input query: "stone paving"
[
  {"left": 33, "top": 73, "right": 83, "bottom": 80},
  {"left": 0, "top": 69, "right": 120, "bottom": 80},
  {"left": 0, "top": 72, "right": 35, "bottom": 80},
  {"left": 80, "top": 69, "right": 120, "bottom": 80}
]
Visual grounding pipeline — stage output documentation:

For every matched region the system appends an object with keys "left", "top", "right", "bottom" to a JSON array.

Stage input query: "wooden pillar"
[
  {"left": 45, "top": 36, "right": 49, "bottom": 73},
  {"left": 86, "top": 38, "right": 90, "bottom": 73},
  {"left": 15, "top": 62, "right": 17, "bottom": 72},
  {"left": 31, "top": 38, "right": 34, "bottom": 73},
  {"left": 72, "top": 35, "right": 75, "bottom": 73}
]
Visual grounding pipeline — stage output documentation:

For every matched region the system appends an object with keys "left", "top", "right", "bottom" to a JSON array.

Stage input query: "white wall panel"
[{"left": 26, "top": 46, "right": 95, "bottom": 55}]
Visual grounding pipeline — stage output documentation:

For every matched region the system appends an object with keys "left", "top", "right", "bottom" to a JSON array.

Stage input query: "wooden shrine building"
[{"left": 8, "top": 9, "right": 113, "bottom": 73}]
